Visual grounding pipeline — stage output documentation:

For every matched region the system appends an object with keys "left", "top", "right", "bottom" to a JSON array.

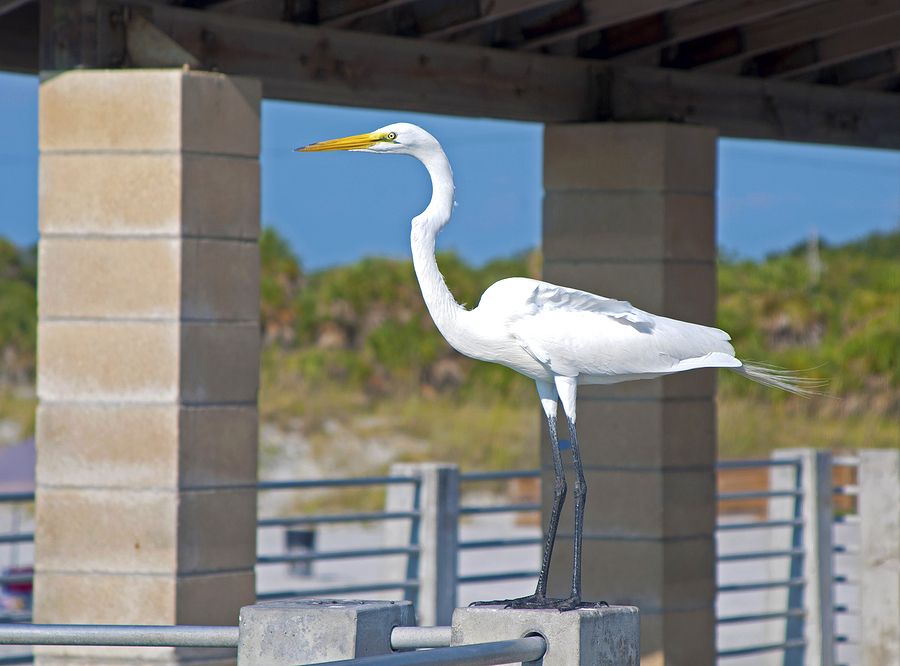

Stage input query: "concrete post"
[
  {"left": 237, "top": 600, "right": 415, "bottom": 665},
  {"left": 452, "top": 605, "right": 640, "bottom": 665},
  {"left": 384, "top": 463, "right": 459, "bottom": 626},
  {"left": 34, "top": 69, "right": 261, "bottom": 665},
  {"left": 859, "top": 449, "right": 900, "bottom": 666},
  {"left": 542, "top": 123, "right": 718, "bottom": 665},
  {"left": 768, "top": 449, "right": 835, "bottom": 666}
]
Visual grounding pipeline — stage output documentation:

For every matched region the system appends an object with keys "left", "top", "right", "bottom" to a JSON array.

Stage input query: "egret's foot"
[
  {"left": 469, "top": 594, "right": 547, "bottom": 609},
  {"left": 550, "top": 597, "right": 611, "bottom": 612}
]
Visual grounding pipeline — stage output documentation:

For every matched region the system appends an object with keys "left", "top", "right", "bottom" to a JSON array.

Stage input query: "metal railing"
[
  {"left": 0, "top": 620, "right": 549, "bottom": 666},
  {"left": 3, "top": 451, "right": 898, "bottom": 665}
]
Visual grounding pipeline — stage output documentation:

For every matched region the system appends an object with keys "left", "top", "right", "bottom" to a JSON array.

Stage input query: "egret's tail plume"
[{"left": 733, "top": 362, "right": 829, "bottom": 397}]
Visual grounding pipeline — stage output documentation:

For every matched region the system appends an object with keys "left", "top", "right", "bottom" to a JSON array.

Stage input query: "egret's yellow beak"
[{"left": 295, "top": 132, "right": 380, "bottom": 152}]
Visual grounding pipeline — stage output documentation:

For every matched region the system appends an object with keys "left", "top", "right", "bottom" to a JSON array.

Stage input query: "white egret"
[{"left": 297, "top": 123, "right": 822, "bottom": 611}]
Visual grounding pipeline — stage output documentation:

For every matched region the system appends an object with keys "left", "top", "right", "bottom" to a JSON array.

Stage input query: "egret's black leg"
[
  {"left": 534, "top": 414, "right": 567, "bottom": 597},
  {"left": 470, "top": 412, "right": 567, "bottom": 609},
  {"left": 559, "top": 417, "right": 587, "bottom": 610}
]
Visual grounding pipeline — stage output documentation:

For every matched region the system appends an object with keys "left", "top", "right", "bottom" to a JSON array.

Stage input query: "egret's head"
[{"left": 295, "top": 122, "right": 439, "bottom": 157}]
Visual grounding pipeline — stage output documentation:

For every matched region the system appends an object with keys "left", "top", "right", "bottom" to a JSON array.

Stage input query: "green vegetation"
[{"left": 1, "top": 230, "right": 896, "bottom": 468}]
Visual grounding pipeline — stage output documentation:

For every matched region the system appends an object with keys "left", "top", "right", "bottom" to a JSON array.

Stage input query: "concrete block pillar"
[
  {"left": 542, "top": 123, "right": 718, "bottom": 665},
  {"left": 34, "top": 69, "right": 261, "bottom": 664},
  {"left": 860, "top": 449, "right": 900, "bottom": 666}
]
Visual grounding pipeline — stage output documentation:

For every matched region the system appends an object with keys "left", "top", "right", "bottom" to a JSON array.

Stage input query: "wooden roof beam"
[
  {"left": 36, "top": 0, "right": 900, "bottom": 148},
  {"left": 0, "top": 0, "right": 32, "bottom": 19},
  {"left": 608, "top": 0, "right": 820, "bottom": 66},
  {"left": 792, "top": 48, "right": 900, "bottom": 89},
  {"left": 695, "top": 0, "right": 900, "bottom": 74},
  {"left": 765, "top": 16, "right": 900, "bottom": 79},
  {"left": 520, "top": 0, "right": 699, "bottom": 52},
  {"left": 422, "top": 0, "right": 562, "bottom": 42}
]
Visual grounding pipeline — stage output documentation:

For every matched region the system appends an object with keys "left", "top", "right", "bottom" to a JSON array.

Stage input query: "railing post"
[
  {"left": 859, "top": 449, "right": 900, "bottom": 666},
  {"left": 769, "top": 448, "right": 835, "bottom": 666},
  {"left": 452, "top": 605, "right": 640, "bottom": 665},
  {"left": 385, "top": 463, "right": 459, "bottom": 626},
  {"left": 237, "top": 599, "right": 414, "bottom": 665}
]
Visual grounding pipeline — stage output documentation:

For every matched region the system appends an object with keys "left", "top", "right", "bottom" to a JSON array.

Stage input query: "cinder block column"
[
  {"left": 542, "top": 123, "right": 718, "bottom": 666},
  {"left": 34, "top": 70, "right": 261, "bottom": 665}
]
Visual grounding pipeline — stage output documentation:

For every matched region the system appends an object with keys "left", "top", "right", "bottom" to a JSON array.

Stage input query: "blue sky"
[{"left": 1, "top": 71, "right": 898, "bottom": 270}]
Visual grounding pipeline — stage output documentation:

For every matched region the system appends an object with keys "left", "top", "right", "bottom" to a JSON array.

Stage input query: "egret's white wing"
[{"left": 492, "top": 278, "right": 737, "bottom": 379}]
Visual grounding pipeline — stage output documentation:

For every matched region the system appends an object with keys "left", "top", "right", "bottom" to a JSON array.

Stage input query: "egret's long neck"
[{"left": 410, "top": 146, "right": 467, "bottom": 347}]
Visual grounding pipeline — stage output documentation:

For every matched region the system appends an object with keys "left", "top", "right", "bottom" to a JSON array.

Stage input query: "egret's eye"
[{"left": 386, "top": 132, "right": 397, "bottom": 141}]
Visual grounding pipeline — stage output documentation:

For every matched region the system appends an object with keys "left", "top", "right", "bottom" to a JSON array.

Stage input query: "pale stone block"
[
  {"left": 178, "top": 406, "right": 259, "bottom": 488},
  {"left": 543, "top": 260, "right": 717, "bottom": 325},
  {"left": 540, "top": 468, "right": 715, "bottom": 538},
  {"left": 181, "top": 155, "right": 260, "bottom": 240},
  {"left": 40, "top": 69, "right": 260, "bottom": 156},
  {"left": 180, "top": 323, "right": 259, "bottom": 404},
  {"left": 34, "top": 571, "right": 251, "bottom": 663},
  {"left": 36, "top": 403, "right": 180, "bottom": 488},
  {"left": 36, "top": 488, "right": 180, "bottom": 574},
  {"left": 38, "top": 321, "right": 180, "bottom": 402},
  {"left": 544, "top": 123, "right": 717, "bottom": 193},
  {"left": 175, "top": 571, "right": 255, "bottom": 626},
  {"left": 180, "top": 71, "right": 261, "bottom": 157},
  {"left": 39, "top": 153, "right": 259, "bottom": 239},
  {"left": 541, "top": 399, "right": 716, "bottom": 468},
  {"left": 40, "top": 153, "right": 182, "bottom": 235},
  {"left": 34, "top": 571, "right": 177, "bottom": 625},
  {"left": 547, "top": 536, "right": 716, "bottom": 611},
  {"left": 35, "top": 405, "right": 258, "bottom": 489},
  {"left": 182, "top": 239, "right": 259, "bottom": 321},
  {"left": 543, "top": 191, "right": 714, "bottom": 261},
  {"left": 39, "top": 237, "right": 181, "bottom": 319},
  {"left": 36, "top": 487, "right": 256, "bottom": 574},
  {"left": 177, "top": 488, "right": 257, "bottom": 573}
]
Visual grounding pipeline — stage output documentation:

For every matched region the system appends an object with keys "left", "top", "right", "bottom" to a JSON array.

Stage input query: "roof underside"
[{"left": 2, "top": 0, "right": 899, "bottom": 147}]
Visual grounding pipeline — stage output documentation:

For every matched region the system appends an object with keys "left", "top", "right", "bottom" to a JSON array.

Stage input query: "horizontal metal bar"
[
  {"left": 257, "top": 546, "right": 418, "bottom": 565},
  {"left": 459, "top": 503, "right": 541, "bottom": 515},
  {"left": 0, "top": 624, "right": 238, "bottom": 648},
  {"left": 718, "top": 638, "right": 806, "bottom": 658},
  {"left": 460, "top": 470, "right": 541, "bottom": 482},
  {"left": 832, "top": 544, "right": 860, "bottom": 555},
  {"left": 0, "top": 533, "right": 33, "bottom": 545},
  {"left": 458, "top": 571, "right": 539, "bottom": 584},
  {"left": 0, "top": 573, "right": 33, "bottom": 586},
  {"left": 718, "top": 549, "right": 805, "bottom": 562},
  {"left": 718, "top": 609, "right": 805, "bottom": 624},
  {"left": 716, "top": 519, "right": 803, "bottom": 531},
  {"left": 833, "top": 485, "right": 859, "bottom": 496},
  {"left": 257, "top": 476, "right": 418, "bottom": 491},
  {"left": 320, "top": 636, "right": 546, "bottom": 666},
  {"left": 391, "top": 626, "right": 452, "bottom": 650},
  {"left": 718, "top": 578, "right": 805, "bottom": 593},
  {"left": 0, "top": 493, "right": 34, "bottom": 504},
  {"left": 834, "top": 514, "right": 860, "bottom": 524},
  {"left": 0, "top": 655, "right": 33, "bottom": 665},
  {"left": 258, "top": 510, "right": 419, "bottom": 527},
  {"left": 718, "top": 490, "right": 802, "bottom": 501},
  {"left": 832, "top": 456, "right": 859, "bottom": 466},
  {"left": 0, "top": 611, "right": 33, "bottom": 623},
  {"left": 256, "top": 581, "right": 419, "bottom": 600},
  {"left": 716, "top": 459, "right": 801, "bottom": 469},
  {"left": 458, "top": 537, "right": 542, "bottom": 550}
]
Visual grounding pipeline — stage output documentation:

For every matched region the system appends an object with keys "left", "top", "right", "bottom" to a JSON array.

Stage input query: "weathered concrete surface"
[
  {"left": 237, "top": 600, "right": 415, "bottom": 665},
  {"left": 452, "top": 604, "right": 639, "bottom": 665},
  {"left": 542, "top": 122, "right": 718, "bottom": 665},
  {"left": 34, "top": 69, "right": 261, "bottom": 666}
]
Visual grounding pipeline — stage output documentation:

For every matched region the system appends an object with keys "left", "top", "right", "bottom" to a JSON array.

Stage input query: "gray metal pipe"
[
  {"left": 0, "top": 624, "right": 239, "bottom": 648},
  {"left": 390, "top": 626, "right": 452, "bottom": 649},
  {"left": 320, "top": 636, "right": 547, "bottom": 666}
]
